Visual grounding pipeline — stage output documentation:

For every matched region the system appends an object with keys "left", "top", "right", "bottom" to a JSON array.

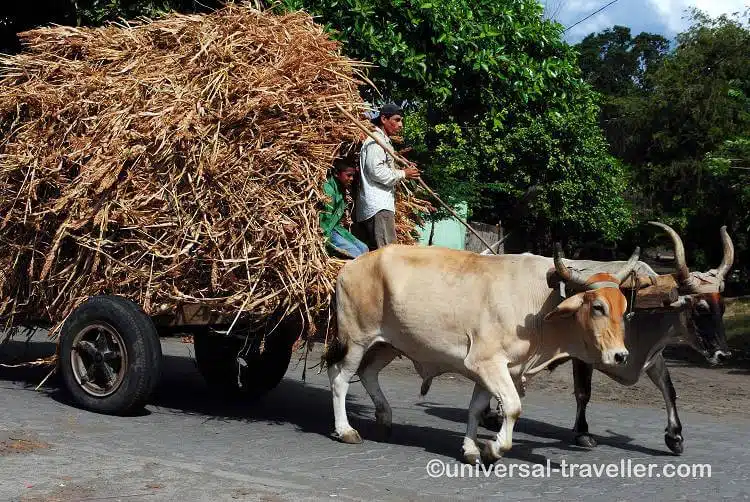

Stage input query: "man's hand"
[{"left": 403, "top": 166, "right": 420, "bottom": 179}]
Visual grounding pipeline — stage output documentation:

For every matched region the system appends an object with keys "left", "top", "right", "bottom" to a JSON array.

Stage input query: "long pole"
[{"left": 335, "top": 103, "right": 499, "bottom": 255}]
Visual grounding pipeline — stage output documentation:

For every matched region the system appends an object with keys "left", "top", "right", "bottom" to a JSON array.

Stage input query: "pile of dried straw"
[{"left": 0, "top": 3, "right": 429, "bottom": 341}]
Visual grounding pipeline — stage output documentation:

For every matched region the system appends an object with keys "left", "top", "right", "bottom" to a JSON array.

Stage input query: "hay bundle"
[{"left": 0, "top": 3, "right": 429, "bottom": 340}]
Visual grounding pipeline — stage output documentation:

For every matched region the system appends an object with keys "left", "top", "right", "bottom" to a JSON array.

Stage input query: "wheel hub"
[{"left": 70, "top": 322, "right": 128, "bottom": 398}]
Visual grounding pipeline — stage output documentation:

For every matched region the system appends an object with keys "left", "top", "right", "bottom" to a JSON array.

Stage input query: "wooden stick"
[
  {"left": 335, "top": 103, "right": 499, "bottom": 255},
  {"left": 480, "top": 232, "right": 512, "bottom": 255}
]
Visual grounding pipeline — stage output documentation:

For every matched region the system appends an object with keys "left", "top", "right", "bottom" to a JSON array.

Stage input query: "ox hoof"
[
  {"left": 574, "top": 434, "right": 597, "bottom": 448},
  {"left": 665, "top": 434, "right": 684, "bottom": 455},
  {"left": 479, "top": 442, "right": 504, "bottom": 465},
  {"left": 463, "top": 451, "right": 482, "bottom": 465},
  {"left": 331, "top": 429, "right": 363, "bottom": 444}
]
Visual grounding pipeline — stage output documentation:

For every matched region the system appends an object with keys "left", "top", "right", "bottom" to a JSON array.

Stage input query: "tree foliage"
[
  {"left": 577, "top": 9, "right": 750, "bottom": 293},
  {"left": 575, "top": 25, "right": 669, "bottom": 163},
  {"left": 577, "top": 25, "right": 669, "bottom": 96}
]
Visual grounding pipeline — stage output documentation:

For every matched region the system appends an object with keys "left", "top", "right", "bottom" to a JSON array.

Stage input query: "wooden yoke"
[
  {"left": 547, "top": 270, "right": 679, "bottom": 310},
  {"left": 622, "top": 274, "right": 680, "bottom": 310}
]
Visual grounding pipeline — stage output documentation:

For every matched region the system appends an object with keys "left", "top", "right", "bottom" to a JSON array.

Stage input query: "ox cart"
[
  {"left": 4, "top": 248, "right": 681, "bottom": 418},
  {"left": 0, "top": 5, "right": 377, "bottom": 417},
  {"left": 0, "top": 4, "right": 686, "bottom": 421}
]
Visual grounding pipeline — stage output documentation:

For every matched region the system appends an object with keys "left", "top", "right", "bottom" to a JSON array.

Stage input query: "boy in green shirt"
[{"left": 319, "top": 162, "right": 370, "bottom": 259}]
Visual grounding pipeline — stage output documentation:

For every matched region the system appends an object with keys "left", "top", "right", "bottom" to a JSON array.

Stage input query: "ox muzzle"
[{"left": 602, "top": 348, "right": 629, "bottom": 366}]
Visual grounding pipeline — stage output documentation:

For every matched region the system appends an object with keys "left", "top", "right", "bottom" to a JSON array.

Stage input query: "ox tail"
[
  {"left": 420, "top": 377, "right": 433, "bottom": 397},
  {"left": 321, "top": 279, "right": 349, "bottom": 369},
  {"left": 322, "top": 333, "right": 348, "bottom": 368}
]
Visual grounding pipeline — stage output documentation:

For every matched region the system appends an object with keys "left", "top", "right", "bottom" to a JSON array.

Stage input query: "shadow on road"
[
  {"left": 416, "top": 402, "right": 676, "bottom": 459},
  {"left": 0, "top": 339, "right": 57, "bottom": 389},
  {"left": 0, "top": 341, "right": 472, "bottom": 460},
  {"left": 1, "top": 339, "right": 674, "bottom": 463}
]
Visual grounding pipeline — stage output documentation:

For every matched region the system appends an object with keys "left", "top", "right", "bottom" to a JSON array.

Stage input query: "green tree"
[
  {"left": 574, "top": 26, "right": 669, "bottom": 163},
  {"left": 646, "top": 9, "right": 750, "bottom": 165},
  {"left": 576, "top": 26, "right": 669, "bottom": 95},
  {"left": 639, "top": 9, "right": 749, "bottom": 289}
]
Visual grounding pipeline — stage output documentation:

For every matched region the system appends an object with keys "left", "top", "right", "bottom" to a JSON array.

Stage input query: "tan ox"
[{"left": 324, "top": 243, "right": 640, "bottom": 464}]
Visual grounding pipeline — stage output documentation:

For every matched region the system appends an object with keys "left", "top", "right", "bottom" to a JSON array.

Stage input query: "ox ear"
[{"left": 544, "top": 294, "right": 585, "bottom": 321}]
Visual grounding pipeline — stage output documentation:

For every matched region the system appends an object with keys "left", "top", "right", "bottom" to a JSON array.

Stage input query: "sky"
[{"left": 548, "top": 0, "right": 750, "bottom": 44}]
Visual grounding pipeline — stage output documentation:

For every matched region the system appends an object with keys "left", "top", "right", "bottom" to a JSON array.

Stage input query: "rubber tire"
[
  {"left": 58, "top": 295, "right": 163, "bottom": 415},
  {"left": 193, "top": 329, "right": 294, "bottom": 399}
]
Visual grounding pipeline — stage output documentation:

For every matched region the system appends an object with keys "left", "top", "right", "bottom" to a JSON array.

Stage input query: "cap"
[
  {"left": 371, "top": 103, "right": 403, "bottom": 124},
  {"left": 379, "top": 103, "right": 403, "bottom": 116}
]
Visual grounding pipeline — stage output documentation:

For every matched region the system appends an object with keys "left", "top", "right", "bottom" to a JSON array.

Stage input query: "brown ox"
[{"left": 324, "top": 243, "right": 639, "bottom": 464}]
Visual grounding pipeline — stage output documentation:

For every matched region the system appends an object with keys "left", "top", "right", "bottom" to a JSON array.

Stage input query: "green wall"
[{"left": 417, "top": 201, "right": 467, "bottom": 250}]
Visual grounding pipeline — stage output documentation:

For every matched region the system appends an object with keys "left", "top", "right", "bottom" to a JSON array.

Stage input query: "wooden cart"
[{"left": 11, "top": 295, "right": 304, "bottom": 416}]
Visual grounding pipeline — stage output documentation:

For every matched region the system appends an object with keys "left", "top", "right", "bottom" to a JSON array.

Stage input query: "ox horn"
[
  {"left": 716, "top": 225, "right": 734, "bottom": 281},
  {"left": 553, "top": 242, "right": 588, "bottom": 287},
  {"left": 613, "top": 246, "right": 641, "bottom": 283},
  {"left": 648, "top": 221, "right": 689, "bottom": 282}
]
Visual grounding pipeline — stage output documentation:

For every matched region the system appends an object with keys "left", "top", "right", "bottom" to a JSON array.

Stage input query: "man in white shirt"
[{"left": 354, "top": 103, "right": 421, "bottom": 250}]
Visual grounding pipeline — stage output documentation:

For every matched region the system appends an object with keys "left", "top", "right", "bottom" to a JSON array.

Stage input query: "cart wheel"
[
  {"left": 58, "top": 295, "right": 163, "bottom": 415},
  {"left": 194, "top": 329, "right": 295, "bottom": 399}
]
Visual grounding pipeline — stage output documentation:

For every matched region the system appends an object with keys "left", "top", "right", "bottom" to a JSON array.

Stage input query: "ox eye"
[{"left": 592, "top": 304, "right": 606, "bottom": 316}]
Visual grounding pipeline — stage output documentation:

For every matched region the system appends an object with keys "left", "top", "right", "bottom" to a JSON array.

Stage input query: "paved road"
[{"left": 1, "top": 337, "right": 749, "bottom": 501}]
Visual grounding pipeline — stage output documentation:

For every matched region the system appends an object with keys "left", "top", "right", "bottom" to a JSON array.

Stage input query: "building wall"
[{"left": 416, "top": 202, "right": 468, "bottom": 250}]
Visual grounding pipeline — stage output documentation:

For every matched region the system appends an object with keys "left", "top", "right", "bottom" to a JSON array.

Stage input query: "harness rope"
[{"left": 625, "top": 269, "right": 637, "bottom": 322}]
